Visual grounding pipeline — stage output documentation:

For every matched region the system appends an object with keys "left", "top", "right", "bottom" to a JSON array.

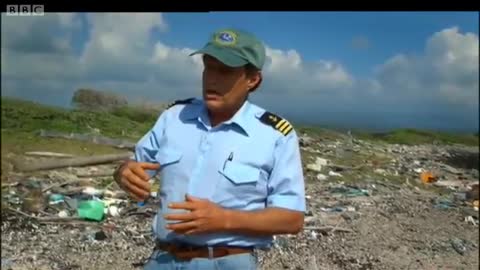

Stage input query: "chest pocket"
[
  {"left": 219, "top": 161, "right": 260, "bottom": 185},
  {"left": 155, "top": 148, "right": 182, "bottom": 167},
  {"left": 215, "top": 161, "right": 266, "bottom": 209}
]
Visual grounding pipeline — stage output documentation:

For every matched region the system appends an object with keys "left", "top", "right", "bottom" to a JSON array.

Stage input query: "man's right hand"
[{"left": 114, "top": 161, "right": 160, "bottom": 201}]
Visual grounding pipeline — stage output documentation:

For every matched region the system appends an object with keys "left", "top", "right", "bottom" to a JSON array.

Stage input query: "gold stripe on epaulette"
[
  {"left": 274, "top": 119, "right": 293, "bottom": 135},
  {"left": 275, "top": 119, "right": 286, "bottom": 129},
  {"left": 259, "top": 111, "right": 294, "bottom": 136},
  {"left": 281, "top": 124, "right": 293, "bottom": 135},
  {"left": 279, "top": 121, "right": 290, "bottom": 132}
]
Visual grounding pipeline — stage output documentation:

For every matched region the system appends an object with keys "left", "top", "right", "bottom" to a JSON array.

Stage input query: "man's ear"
[{"left": 247, "top": 72, "right": 262, "bottom": 92}]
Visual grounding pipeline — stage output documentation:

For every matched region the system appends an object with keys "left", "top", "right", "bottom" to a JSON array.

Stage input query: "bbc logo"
[{"left": 6, "top": 5, "right": 44, "bottom": 16}]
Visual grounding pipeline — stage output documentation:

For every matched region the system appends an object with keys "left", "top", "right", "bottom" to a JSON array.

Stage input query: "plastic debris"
[
  {"left": 414, "top": 168, "right": 424, "bottom": 173},
  {"left": 77, "top": 200, "right": 105, "bottom": 221},
  {"left": 453, "top": 192, "right": 467, "bottom": 201},
  {"left": 316, "top": 174, "right": 328, "bottom": 181},
  {"left": 320, "top": 207, "right": 346, "bottom": 213},
  {"left": 108, "top": 206, "right": 120, "bottom": 217},
  {"left": 434, "top": 198, "right": 454, "bottom": 210},
  {"left": 83, "top": 187, "right": 104, "bottom": 196},
  {"left": 328, "top": 171, "right": 343, "bottom": 177},
  {"left": 464, "top": 216, "right": 478, "bottom": 226},
  {"left": 330, "top": 186, "right": 369, "bottom": 197},
  {"left": 307, "top": 157, "right": 328, "bottom": 172},
  {"left": 433, "top": 180, "right": 464, "bottom": 189},
  {"left": 25, "top": 178, "right": 42, "bottom": 189},
  {"left": 102, "top": 198, "right": 126, "bottom": 207},
  {"left": 320, "top": 206, "right": 356, "bottom": 213},
  {"left": 421, "top": 171, "right": 437, "bottom": 183},
  {"left": 49, "top": 194, "right": 65, "bottom": 205},
  {"left": 64, "top": 197, "right": 78, "bottom": 210},
  {"left": 450, "top": 238, "right": 467, "bottom": 255},
  {"left": 58, "top": 210, "right": 69, "bottom": 218},
  {"left": 346, "top": 206, "right": 356, "bottom": 212}
]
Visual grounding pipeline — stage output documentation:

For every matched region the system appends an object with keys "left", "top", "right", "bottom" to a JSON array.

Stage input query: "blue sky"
[
  {"left": 162, "top": 12, "right": 479, "bottom": 77},
  {"left": 2, "top": 12, "right": 479, "bottom": 132}
]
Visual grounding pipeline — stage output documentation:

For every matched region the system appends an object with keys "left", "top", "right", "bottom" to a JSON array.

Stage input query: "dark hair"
[{"left": 245, "top": 64, "right": 262, "bottom": 92}]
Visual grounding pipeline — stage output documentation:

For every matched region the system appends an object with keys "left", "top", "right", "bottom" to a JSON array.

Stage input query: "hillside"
[
  {"left": 1, "top": 97, "right": 479, "bottom": 270},
  {"left": 3, "top": 97, "right": 478, "bottom": 147}
]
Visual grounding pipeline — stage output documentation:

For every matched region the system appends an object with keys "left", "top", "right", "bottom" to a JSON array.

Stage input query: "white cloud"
[
  {"left": 1, "top": 13, "right": 82, "bottom": 80},
  {"left": 79, "top": 13, "right": 168, "bottom": 82},
  {"left": 263, "top": 46, "right": 354, "bottom": 95},
  {"left": 1, "top": 14, "right": 478, "bottom": 131},
  {"left": 374, "top": 26, "right": 479, "bottom": 107}
]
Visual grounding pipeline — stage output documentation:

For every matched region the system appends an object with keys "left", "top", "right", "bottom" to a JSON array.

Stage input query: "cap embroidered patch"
[{"left": 214, "top": 31, "right": 237, "bottom": 46}]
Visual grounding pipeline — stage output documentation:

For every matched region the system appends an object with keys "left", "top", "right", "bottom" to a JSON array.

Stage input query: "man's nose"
[{"left": 204, "top": 75, "right": 218, "bottom": 86}]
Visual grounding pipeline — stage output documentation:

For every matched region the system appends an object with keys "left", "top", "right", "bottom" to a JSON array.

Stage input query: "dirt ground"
[{"left": 1, "top": 135, "right": 479, "bottom": 270}]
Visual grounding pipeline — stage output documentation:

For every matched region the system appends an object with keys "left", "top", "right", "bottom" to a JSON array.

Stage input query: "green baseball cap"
[{"left": 190, "top": 28, "right": 266, "bottom": 70}]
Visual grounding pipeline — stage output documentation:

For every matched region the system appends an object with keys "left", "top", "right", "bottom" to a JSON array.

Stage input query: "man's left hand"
[{"left": 164, "top": 194, "right": 228, "bottom": 235}]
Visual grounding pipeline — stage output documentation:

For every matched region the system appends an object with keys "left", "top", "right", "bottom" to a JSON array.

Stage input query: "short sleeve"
[
  {"left": 134, "top": 111, "right": 167, "bottom": 175},
  {"left": 266, "top": 130, "right": 306, "bottom": 212}
]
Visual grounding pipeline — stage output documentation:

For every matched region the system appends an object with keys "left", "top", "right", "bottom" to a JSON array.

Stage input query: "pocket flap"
[
  {"left": 155, "top": 148, "right": 182, "bottom": 166},
  {"left": 219, "top": 162, "right": 259, "bottom": 184}
]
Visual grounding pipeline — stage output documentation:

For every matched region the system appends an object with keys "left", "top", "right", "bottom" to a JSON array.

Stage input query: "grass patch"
[
  {"left": 1, "top": 97, "right": 161, "bottom": 178},
  {"left": 354, "top": 128, "right": 478, "bottom": 146},
  {"left": 1, "top": 97, "right": 155, "bottom": 140},
  {"left": 297, "top": 125, "right": 347, "bottom": 141},
  {"left": 1, "top": 131, "right": 125, "bottom": 156},
  {"left": 1, "top": 131, "right": 126, "bottom": 177},
  {"left": 110, "top": 105, "right": 161, "bottom": 124}
]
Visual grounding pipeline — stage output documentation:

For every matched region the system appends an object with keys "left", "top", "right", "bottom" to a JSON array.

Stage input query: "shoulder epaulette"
[
  {"left": 166, "top": 98, "right": 195, "bottom": 109},
  {"left": 259, "top": 111, "right": 293, "bottom": 136}
]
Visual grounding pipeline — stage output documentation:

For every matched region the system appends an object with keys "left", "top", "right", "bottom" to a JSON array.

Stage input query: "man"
[{"left": 114, "top": 28, "right": 306, "bottom": 270}]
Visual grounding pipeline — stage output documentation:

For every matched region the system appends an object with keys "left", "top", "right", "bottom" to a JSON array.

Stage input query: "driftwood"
[
  {"left": 42, "top": 179, "right": 89, "bottom": 193},
  {"left": 38, "top": 130, "right": 136, "bottom": 150},
  {"left": 7, "top": 207, "right": 101, "bottom": 226},
  {"left": 25, "top": 151, "right": 75, "bottom": 158},
  {"left": 7, "top": 207, "right": 82, "bottom": 222},
  {"left": 16, "top": 153, "right": 133, "bottom": 172},
  {"left": 77, "top": 172, "right": 114, "bottom": 178}
]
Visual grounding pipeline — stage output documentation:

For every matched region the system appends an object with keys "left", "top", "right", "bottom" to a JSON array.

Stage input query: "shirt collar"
[{"left": 183, "top": 99, "right": 253, "bottom": 136}]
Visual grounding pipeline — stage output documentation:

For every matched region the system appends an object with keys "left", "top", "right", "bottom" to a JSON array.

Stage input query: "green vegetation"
[
  {"left": 1, "top": 97, "right": 161, "bottom": 176},
  {"left": 1, "top": 97, "right": 156, "bottom": 141},
  {"left": 110, "top": 105, "right": 162, "bottom": 123},
  {"left": 354, "top": 128, "right": 478, "bottom": 146},
  {"left": 297, "top": 126, "right": 346, "bottom": 141},
  {"left": 3, "top": 97, "right": 477, "bottom": 148},
  {"left": 2, "top": 96, "right": 477, "bottom": 193}
]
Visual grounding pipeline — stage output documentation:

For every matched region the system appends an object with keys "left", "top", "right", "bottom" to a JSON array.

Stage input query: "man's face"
[{"left": 202, "top": 55, "right": 259, "bottom": 113}]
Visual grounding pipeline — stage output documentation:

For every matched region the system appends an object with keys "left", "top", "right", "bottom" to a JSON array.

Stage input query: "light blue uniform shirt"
[{"left": 134, "top": 98, "right": 306, "bottom": 248}]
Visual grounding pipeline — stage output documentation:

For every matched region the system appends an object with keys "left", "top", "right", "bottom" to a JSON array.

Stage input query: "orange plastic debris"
[{"left": 420, "top": 171, "right": 437, "bottom": 183}]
